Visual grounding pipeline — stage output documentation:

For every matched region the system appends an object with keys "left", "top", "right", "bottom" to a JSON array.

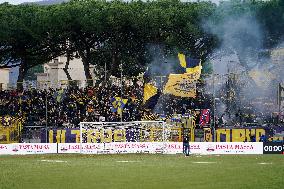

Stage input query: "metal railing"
[{"left": 20, "top": 126, "right": 45, "bottom": 143}]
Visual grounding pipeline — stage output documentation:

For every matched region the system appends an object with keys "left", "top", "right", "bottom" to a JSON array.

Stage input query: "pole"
[
  {"left": 120, "top": 63, "right": 123, "bottom": 122},
  {"left": 160, "top": 76, "right": 166, "bottom": 92},
  {"left": 162, "top": 121, "right": 165, "bottom": 153},
  {"left": 278, "top": 83, "right": 281, "bottom": 124},
  {"left": 160, "top": 76, "right": 163, "bottom": 91},
  {"left": 212, "top": 63, "right": 216, "bottom": 142},
  {"left": 104, "top": 62, "right": 107, "bottom": 82},
  {"left": 45, "top": 94, "right": 48, "bottom": 143},
  {"left": 79, "top": 123, "right": 82, "bottom": 154}
]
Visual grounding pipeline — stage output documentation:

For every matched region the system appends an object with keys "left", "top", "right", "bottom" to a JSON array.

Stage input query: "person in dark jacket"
[
  {"left": 183, "top": 128, "right": 190, "bottom": 156},
  {"left": 259, "top": 134, "right": 267, "bottom": 142},
  {"left": 250, "top": 135, "right": 256, "bottom": 142}
]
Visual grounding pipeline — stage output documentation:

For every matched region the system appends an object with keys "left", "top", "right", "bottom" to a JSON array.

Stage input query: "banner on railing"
[
  {"left": 0, "top": 143, "right": 57, "bottom": 155},
  {"left": 196, "top": 142, "right": 263, "bottom": 154},
  {"left": 42, "top": 127, "right": 284, "bottom": 144},
  {"left": 0, "top": 142, "right": 263, "bottom": 155},
  {"left": 215, "top": 127, "right": 284, "bottom": 142},
  {"left": 62, "top": 142, "right": 263, "bottom": 155}
]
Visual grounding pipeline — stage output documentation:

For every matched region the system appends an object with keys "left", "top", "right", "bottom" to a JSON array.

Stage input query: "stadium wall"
[{"left": 41, "top": 127, "right": 284, "bottom": 143}]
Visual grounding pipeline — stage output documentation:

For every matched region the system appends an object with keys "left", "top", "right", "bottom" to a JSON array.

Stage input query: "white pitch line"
[
  {"left": 116, "top": 161, "right": 141, "bottom": 163},
  {"left": 192, "top": 162, "right": 217, "bottom": 164},
  {"left": 258, "top": 162, "right": 272, "bottom": 165},
  {"left": 40, "top": 160, "right": 67, "bottom": 163}
]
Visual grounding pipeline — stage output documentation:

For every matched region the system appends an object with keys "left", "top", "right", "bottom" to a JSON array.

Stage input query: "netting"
[
  {"left": 78, "top": 121, "right": 197, "bottom": 154},
  {"left": 79, "top": 121, "right": 168, "bottom": 143},
  {"left": 79, "top": 121, "right": 178, "bottom": 154}
]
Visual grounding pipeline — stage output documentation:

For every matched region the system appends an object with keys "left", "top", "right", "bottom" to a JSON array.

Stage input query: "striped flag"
[
  {"left": 178, "top": 53, "right": 202, "bottom": 74},
  {"left": 110, "top": 97, "right": 128, "bottom": 115}
]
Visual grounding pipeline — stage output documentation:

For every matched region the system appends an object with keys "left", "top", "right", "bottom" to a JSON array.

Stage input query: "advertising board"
[
  {"left": 0, "top": 143, "right": 57, "bottom": 155},
  {"left": 263, "top": 142, "right": 284, "bottom": 154},
  {"left": 59, "top": 142, "right": 263, "bottom": 155},
  {"left": 0, "top": 142, "right": 264, "bottom": 155},
  {"left": 196, "top": 142, "right": 263, "bottom": 155}
]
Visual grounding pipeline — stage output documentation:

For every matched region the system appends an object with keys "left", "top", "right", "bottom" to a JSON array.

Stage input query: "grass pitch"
[{"left": 0, "top": 154, "right": 283, "bottom": 189}]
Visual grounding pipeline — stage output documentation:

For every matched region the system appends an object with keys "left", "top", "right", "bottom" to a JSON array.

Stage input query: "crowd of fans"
[
  {"left": 0, "top": 79, "right": 283, "bottom": 128},
  {"left": 0, "top": 80, "right": 212, "bottom": 128}
]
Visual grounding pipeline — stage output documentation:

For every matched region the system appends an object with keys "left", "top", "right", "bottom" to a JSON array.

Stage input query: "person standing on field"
[{"left": 183, "top": 128, "right": 190, "bottom": 156}]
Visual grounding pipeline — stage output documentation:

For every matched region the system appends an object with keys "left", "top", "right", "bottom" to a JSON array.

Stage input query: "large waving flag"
[
  {"left": 162, "top": 53, "right": 202, "bottom": 98},
  {"left": 143, "top": 83, "right": 160, "bottom": 110},
  {"left": 163, "top": 73, "right": 197, "bottom": 98},
  {"left": 111, "top": 97, "right": 128, "bottom": 115},
  {"left": 178, "top": 53, "right": 202, "bottom": 74},
  {"left": 143, "top": 83, "right": 158, "bottom": 103},
  {"left": 142, "top": 69, "right": 160, "bottom": 109}
]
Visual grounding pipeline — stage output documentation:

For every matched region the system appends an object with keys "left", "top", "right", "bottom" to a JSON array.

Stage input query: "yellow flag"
[
  {"left": 178, "top": 53, "right": 187, "bottom": 68},
  {"left": 163, "top": 73, "right": 197, "bottom": 98},
  {"left": 186, "top": 65, "right": 202, "bottom": 74},
  {"left": 143, "top": 83, "right": 158, "bottom": 103},
  {"left": 178, "top": 53, "right": 202, "bottom": 74}
]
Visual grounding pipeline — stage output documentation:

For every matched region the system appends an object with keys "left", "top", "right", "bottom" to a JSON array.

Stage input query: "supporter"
[
  {"left": 259, "top": 134, "right": 267, "bottom": 142},
  {"left": 0, "top": 78, "right": 280, "bottom": 129},
  {"left": 250, "top": 135, "right": 256, "bottom": 142},
  {"left": 182, "top": 128, "right": 190, "bottom": 156}
]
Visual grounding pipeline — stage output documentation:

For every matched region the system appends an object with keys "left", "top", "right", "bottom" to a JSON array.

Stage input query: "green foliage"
[
  {"left": 256, "top": 0, "right": 284, "bottom": 47},
  {"left": 25, "top": 64, "right": 44, "bottom": 80},
  {"left": 0, "top": 0, "right": 283, "bottom": 87}
]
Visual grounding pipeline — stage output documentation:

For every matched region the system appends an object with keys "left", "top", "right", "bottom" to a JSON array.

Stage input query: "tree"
[
  {"left": 0, "top": 0, "right": 218, "bottom": 89},
  {"left": 257, "top": 0, "right": 284, "bottom": 48},
  {"left": 92, "top": 0, "right": 150, "bottom": 78},
  {"left": 0, "top": 4, "right": 62, "bottom": 90},
  {"left": 43, "top": 3, "right": 78, "bottom": 81},
  {"left": 52, "top": 0, "right": 108, "bottom": 86}
]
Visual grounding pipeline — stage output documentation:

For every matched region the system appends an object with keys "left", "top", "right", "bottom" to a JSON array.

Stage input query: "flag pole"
[
  {"left": 104, "top": 62, "right": 107, "bottom": 82},
  {"left": 212, "top": 61, "right": 216, "bottom": 142},
  {"left": 45, "top": 94, "right": 48, "bottom": 143},
  {"left": 278, "top": 83, "right": 281, "bottom": 124},
  {"left": 120, "top": 63, "right": 123, "bottom": 122}
]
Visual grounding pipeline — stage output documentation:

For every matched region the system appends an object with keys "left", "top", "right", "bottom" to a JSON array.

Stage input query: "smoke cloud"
[{"left": 203, "top": 3, "right": 283, "bottom": 122}]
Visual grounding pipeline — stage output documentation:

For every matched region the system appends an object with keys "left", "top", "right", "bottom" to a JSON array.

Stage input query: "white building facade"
[
  {"left": 0, "top": 68, "right": 13, "bottom": 90},
  {"left": 36, "top": 56, "right": 95, "bottom": 89}
]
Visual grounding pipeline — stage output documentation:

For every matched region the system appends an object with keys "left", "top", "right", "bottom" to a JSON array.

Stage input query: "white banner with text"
[
  {"left": 0, "top": 143, "right": 57, "bottom": 155},
  {"left": 0, "top": 142, "right": 263, "bottom": 155}
]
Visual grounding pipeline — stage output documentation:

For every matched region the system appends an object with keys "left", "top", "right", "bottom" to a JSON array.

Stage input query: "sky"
[
  {"left": 0, "top": 0, "right": 225, "bottom": 5},
  {"left": 0, "top": 0, "right": 41, "bottom": 4}
]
